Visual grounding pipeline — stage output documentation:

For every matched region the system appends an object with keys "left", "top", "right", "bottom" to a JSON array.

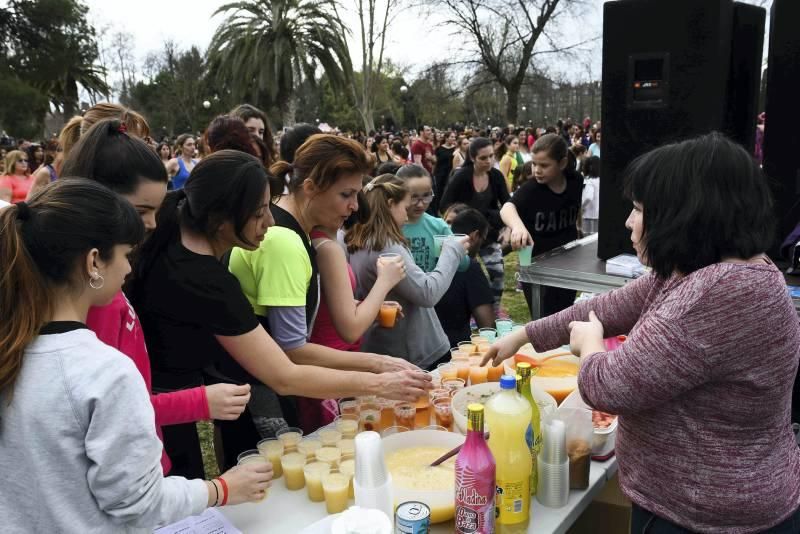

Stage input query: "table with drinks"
[{"left": 220, "top": 328, "right": 618, "bottom": 533}]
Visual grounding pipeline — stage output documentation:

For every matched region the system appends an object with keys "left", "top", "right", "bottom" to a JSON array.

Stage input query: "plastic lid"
[{"left": 499, "top": 375, "right": 517, "bottom": 390}]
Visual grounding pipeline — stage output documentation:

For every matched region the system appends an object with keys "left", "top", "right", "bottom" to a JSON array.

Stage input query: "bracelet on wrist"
[
  {"left": 211, "top": 479, "right": 220, "bottom": 506},
  {"left": 216, "top": 476, "right": 229, "bottom": 506}
]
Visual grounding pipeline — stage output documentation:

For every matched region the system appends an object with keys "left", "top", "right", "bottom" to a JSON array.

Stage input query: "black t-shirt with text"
[
  {"left": 435, "top": 258, "right": 494, "bottom": 347},
  {"left": 131, "top": 241, "right": 259, "bottom": 389},
  {"left": 510, "top": 173, "right": 582, "bottom": 255}
]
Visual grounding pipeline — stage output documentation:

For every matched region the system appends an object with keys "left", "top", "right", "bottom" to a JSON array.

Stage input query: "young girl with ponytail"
[
  {"left": 61, "top": 118, "right": 251, "bottom": 477},
  {"left": 0, "top": 180, "right": 270, "bottom": 532},
  {"left": 346, "top": 174, "right": 470, "bottom": 370}
]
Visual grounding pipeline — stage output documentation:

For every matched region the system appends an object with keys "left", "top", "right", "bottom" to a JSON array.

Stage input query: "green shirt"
[
  {"left": 403, "top": 213, "right": 469, "bottom": 273},
  {"left": 229, "top": 226, "right": 311, "bottom": 316}
]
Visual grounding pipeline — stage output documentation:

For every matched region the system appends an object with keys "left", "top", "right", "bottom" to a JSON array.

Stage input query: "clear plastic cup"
[
  {"left": 296, "top": 438, "right": 322, "bottom": 460},
  {"left": 338, "top": 398, "right": 360, "bottom": 417},
  {"left": 428, "top": 388, "right": 451, "bottom": 403},
  {"left": 334, "top": 415, "right": 359, "bottom": 439},
  {"left": 276, "top": 427, "right": 303, "bottom": 452},
  {"left": 337, "top": 438, "right": 355, "bottom": 460},
  {"left": 257, "top": 438, "right": 284, "bottom": 478},
  {"left": 280, "top": 452, "right": 307, "bottom": 490},
  {"left": 378, "top": 301, "right": 400, "bottom": 328},
  {"left": 422, "top": 425, "right": 448, "bottom": 431},
  {"left": 393, "top": 402, "right": 416, "bottom": 429},
  {"left": 360, "top": 404, "right": 382, "bottom": 433},
  {"left": 518, "top": 245, "right": 534, "bottom": 267},
  {"left": 469, "top": 364, "right": 489, "bottom": 385},
  {"left": 496, "top": 319, "right": 513, "bottom": 332},
  {"left": 432, "top": 396, "right": 454, "bottom": 431},
  {"left": 379, "top": 399, "right": 396, "bottom": 429},
  {"left": 318, "top": 428, "right": 343, "bottom": 447},
  {"left": 236, "top": 449, "right": 270, "bottom": 501},
  {"left": 437, "top": 362, "right": 458, "bottom": 381},
  {"left": 433, "top": 235, "right": 448, "bottom": 256},
  {"left": 303, "top": 461, "right": 331, "bottom": 502},
  {"left": 453, "top": 359, "right": 470, "bottom": 382},
  {"left": 479, "top": 328, "right": 497, "bottom": 342},
  {"left": 381, "top": 425, "right": 409, "bottom": 437},
  {"left": 338, "top": 458, "right": 356, "bottom": 498},
  {"left": 442, "top": 378, "right": 466, "bottom": 393},
  {"left": 457, "top": 341, "right": 475, "bottom": 354},
  {"left": 316, "top": 446, "right": 342, "bottom": 468},
  {"left": 322, "top": 472, "right": 350, "bottom": 514}
]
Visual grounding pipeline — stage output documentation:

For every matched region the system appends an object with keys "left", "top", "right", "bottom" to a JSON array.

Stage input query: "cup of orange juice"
[
  {"left": 469, "top": 364, "right": 489, "bottom": 385},
  {"left": 453, "top": 359, "right": 470, "bottom": 382},
  {"left": 378, "top": 301, "right": 400, "bottom": 328},
  {"left": 303, "top": 462, "right": 330, "bottom": 502},
  {"left": 438, "top": 362, "right": 458, "bottom": 381},
  {"left": 322, "top": 472, "right": 350, "bottom": 514},
  {"left": 414, "top": 395, "right": 430, "bottom": 428},
  {"left": 280, "top": 452, "right": 307, "bottom": 490},
  {"left": 257, "top": 438, "right": 284, "bottom": 478}
]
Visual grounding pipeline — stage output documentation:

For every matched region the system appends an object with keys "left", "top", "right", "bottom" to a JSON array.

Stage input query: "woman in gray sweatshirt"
[
  {"left": 0, "top": 179, "right": 270, "bottom": 533},
  {"left": 346, "top": 174, "right": 469, "bottom": 370}
]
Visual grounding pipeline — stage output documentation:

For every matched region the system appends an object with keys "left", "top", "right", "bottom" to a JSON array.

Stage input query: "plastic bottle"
[
  {"left": 516, "top": 362, "right": 541, "bottom": 497},
  {"left": 485, "top": 375, "right": 532, "bottom": 533},
  {"left": 455, "top": 404, "right": 496, "bottom": 534}
]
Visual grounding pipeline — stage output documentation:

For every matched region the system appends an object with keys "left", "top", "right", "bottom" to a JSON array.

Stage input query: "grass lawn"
[{"left": 197, "top": 251, "right": 531, "bottom": 478}]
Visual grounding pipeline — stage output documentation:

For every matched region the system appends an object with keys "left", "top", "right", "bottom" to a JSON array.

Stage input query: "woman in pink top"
[
  {"left": 0, "top": 150, "right": 33, "bottom": 203},
  {"left": 61, "top": 117, "right": 251, "bottom": 474},
  {"left": 485, "top": 133, "right": 800, "bottom": 533}
]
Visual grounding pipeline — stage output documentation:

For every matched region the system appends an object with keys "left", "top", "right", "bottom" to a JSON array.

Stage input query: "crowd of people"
[{"left": 1, "top": 101, "right": 799, "bottom": 534}]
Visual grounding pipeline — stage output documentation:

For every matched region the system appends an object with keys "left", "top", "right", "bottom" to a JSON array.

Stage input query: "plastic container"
[
  {"left": 559, "top": 389, "right": 618, "bottom": 459},
  {"left": 452, "top": 382, "right": 557, "bottom": 434},
  {"left": 353, "top": 431, "right": 394, "bottom": 521},
  {"left": 504, "top": 347, "right": 579, "bottom": 405},
  {"left": 381, "top": 429, "right": 465, "bottom": 523}
]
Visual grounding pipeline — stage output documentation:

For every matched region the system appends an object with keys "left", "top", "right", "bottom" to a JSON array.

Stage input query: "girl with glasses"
[{"left": 0, "top": 150, "right": 33, "bottom": 203}]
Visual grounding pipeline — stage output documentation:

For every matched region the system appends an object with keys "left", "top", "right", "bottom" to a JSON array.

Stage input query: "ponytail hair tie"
[
  {"left": 15, "top": 201, "right": 31, "bottom": 221},
  {"left": 118, "top": 122, "right": 128, "bottom": 134},
  {"left": 363, "top": 179, "right": 378, "bottom": 193}
]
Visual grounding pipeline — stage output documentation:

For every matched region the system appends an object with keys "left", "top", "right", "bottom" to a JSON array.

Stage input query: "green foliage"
[
  {"left": 0, "top": 65, "right": 51, "bottom": 139},
  {"left": 207, "top": 0, "right": 352, "bottom": 126}
]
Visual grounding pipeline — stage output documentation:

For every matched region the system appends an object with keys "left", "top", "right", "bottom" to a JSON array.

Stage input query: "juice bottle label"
[
  {"left": 455, "top": 467, "right": 495, "bottom": 533},
  {"left": 495, "top": 478, "right": 528, "bottom": 524}
]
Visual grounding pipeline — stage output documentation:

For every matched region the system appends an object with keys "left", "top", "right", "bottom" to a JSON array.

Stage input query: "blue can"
[{"left": 395, "top": 501, "right": 431, "bottom": 533}]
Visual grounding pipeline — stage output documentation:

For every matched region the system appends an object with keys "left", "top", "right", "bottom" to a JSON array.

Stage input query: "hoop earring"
[{"left": 89, "top": 273, "right": 105, "bottom": 290}]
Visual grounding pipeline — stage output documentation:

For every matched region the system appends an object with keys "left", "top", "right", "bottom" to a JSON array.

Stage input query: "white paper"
[{"left": 154, "top": 508, "right": 242, "bottom": 534}]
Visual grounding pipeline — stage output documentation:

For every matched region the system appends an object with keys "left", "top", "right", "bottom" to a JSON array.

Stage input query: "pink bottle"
[{"left": 455, "top": 403, "right": 496, "bottom": 534}]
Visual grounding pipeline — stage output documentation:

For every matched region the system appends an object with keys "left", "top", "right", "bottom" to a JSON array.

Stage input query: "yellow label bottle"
[
  {"left": 517, "top": 362, "right": 541, "bottom": 497},
  {"left": 485, "top": 375, "right": 532, "bottom": 532}
]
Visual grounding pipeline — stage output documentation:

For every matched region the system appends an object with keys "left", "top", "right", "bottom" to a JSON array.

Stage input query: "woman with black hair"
[
  {"left": 485, "top": 132, "right": 800, "bottom": 534},
  {"left": 132, "top": 149, "right": 429, "bottom": 476},
  {"left": 440, "top": 136, "right": 510, "bottom": 315},
  {"left": 0, "top": 180, "right": 270, "bottom": 531}
]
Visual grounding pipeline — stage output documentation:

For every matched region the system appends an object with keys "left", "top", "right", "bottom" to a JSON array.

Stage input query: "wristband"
[
  {"left": 217, "top": 476, "right": 229, "bottom": 506},
  {"left": 211, "top": 479, "right": 220, "bottom": 506}
]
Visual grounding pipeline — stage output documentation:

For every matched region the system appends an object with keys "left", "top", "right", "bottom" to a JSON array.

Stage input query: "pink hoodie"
[{"left": 86, "top": 291, "right": 209, "bottom": 474}]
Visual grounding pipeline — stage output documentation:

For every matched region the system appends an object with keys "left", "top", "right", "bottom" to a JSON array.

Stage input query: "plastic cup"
[
  {"left": 453, "top": 359, "right": 470, "bottom": 382},
  {"left": 414, "top": 395, "right": 430, "bottom": 428},
  {"left": 495, "top": 319, "right": 513, "bottom": 332},
  {"left": 378, "top": 252, "right": 401, "bottom": 264},
  {"left": 432, "top": 397, "right": 454, "bottom": 431},
  {"left": 381, "top": 425, "right": 409, "bottom": 437},
  {"left": 378, "top": 301, "right": 399, "bottom": 328},
  {"left": 450, "top": 348, "right": 469, "bottom": 359},
  {"left": 318, "top": 428, "right": 343, "bottom": 447},
  {"left": 276, "top": 427, "right": 303, "bottom": 452},
  {"left": 469, "top": 364, "right": 489, "bottom": 385},
  {"left": 433, "top": 235, "right": 447, "bottom": 256},
  {"left": 322, "top": 472, "right": 350, "bottom": 514},
  {"left": 379, "top": 399, "right": 396, "bottom": 429},
  {"left": 353, "top": 431, "right": 389, "bottom": 487},
  {"left": 488, "top": 364, "right": 505, "bottom": 382},
  {"left": 393, "top": 402, "right": 416, "bottom": 429},
  {"left": 360, "top": 404, "right": 382, "bottom": 433},
  {"left": 337, "top": 438, "right": 355, "bottom": 460},
  {"left": 458, "top": 341, "right": 475, "bottom": 354},
  {"left": 442, "top": 378, "right": 466, "bottom": 393},
  {"left": 303, "top": 461, "right": 331, "bottom": 502},
  {"left": 479, "top": 328, "right": 497, "bottom": 342},
  {"left": 280, "top": 452, "right": 307, "bottom": 490},
  {"left": 237, "top": 450, "right": 270, "bottom": 501},
  {"left": 338, "top": 398, "right": 360, "bottom": 417},
  {"left": 470, "top": 335, "right": 488, "bottom": 346},
  {"left": 437, "top": 362, "right": 458, "bottom": 381},
  {"left": 338, "top": 458, "right": 356, "bottom": 498},
  {"left": 297, "top": 438, "right": 322, "bottom": 460},
  {"left": 428, "top": 388, "right": 451, "bottom": 403},
  {"left": 334, "top": 415, "right": 359, "bottom": 439},
  {"left": 425, "top": 370, "right": 442, "bottom": 389},
  {"left": 316, "top": 446, "right": 342, "bottom": 468},
  {"left": 257, "top": 438, "right": 284, "bottom": 478},
  {"left": 519, "top": 245, "right": 533, "bottom": 267},
  {"left": 537, "top": 458, "right": 570, "bottom": 508},
  {"left": 423, "top": 425, "right": 449, "bottom": 432}
]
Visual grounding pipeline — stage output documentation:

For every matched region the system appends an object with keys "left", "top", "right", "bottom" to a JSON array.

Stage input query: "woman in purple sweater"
[{"left": 485, "top": 132, "right": 800, "bottom": 533}]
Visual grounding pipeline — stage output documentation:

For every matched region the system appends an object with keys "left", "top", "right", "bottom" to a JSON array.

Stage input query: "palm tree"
[{"left": 208, "top": 0, "right": 352, "bottom": 126}]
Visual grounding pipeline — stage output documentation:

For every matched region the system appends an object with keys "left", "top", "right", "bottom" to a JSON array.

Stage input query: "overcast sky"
[{"left": 82, "top": 0, "right": 607, "bottom": 90}]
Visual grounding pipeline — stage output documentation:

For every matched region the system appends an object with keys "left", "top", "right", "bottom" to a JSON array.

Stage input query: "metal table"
[{"left": 519, "top": 234, "right": 800, "bottom": 319}]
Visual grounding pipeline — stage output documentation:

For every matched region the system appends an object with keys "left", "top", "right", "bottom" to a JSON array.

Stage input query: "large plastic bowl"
[
  {"left": 381, "top": 429, "right": 464, "bottom": 523},
  {"left": 559, "top": 389, "right": 618, "bottom": 458},
  {"left": 451, "top": 382, "right": 557, "bottom": 434}
]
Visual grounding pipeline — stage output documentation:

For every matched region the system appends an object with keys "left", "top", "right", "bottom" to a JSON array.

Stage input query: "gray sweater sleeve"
[
  {"left": 390, "top": 241, "right": 466, "bottom": 307},
  {"left": 80, "top": 354, "right": 207, "bottom": 528}
]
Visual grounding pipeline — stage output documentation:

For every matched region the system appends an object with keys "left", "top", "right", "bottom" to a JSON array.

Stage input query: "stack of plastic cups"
[
  {"left": 537, "top": 418, "right": 569, "bottom": 508},
  {"left": 353, "top": 431, "right": 394, "bottom": 521}
]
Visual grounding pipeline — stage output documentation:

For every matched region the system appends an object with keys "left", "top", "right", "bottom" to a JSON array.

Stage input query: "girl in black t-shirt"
[{"left": 501, "top": 133, "right": 582, "bottom": 317}]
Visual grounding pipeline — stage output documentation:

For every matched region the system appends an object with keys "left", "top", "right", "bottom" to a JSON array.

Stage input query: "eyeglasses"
[
  {"left": 411, "top": 192, "right": 435, "bottom": 205},
  {"left": 18, "top": 159, "right": 29, "bottom": 163}
]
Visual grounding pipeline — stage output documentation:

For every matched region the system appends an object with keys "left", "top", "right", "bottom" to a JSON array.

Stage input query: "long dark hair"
[
  {"left": 131, "top": 150, "right": 270, "bottom": 282},
  {"left": 230, "top": 103, "right": 277, "bottom": 167},
  {"left": 0, "top": 179, "right": 143, "bottom": 392},
  {"left": 61, "top": 118, "right": 167, "bottom": 195}
]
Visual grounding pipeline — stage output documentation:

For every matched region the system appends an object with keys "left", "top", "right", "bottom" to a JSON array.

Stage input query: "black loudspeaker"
[
  {"left": 599, "top": 0, "right": 765, "bottom": 259},
  {"left": 763, "top": 0, "right": 800, "bottom": 252}
]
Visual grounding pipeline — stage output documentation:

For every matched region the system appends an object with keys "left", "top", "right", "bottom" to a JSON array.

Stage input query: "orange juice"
[
  {"left": 360, "top": 406, "right": 381, "bottom": 432},
  {"left": 415, "top": 395, "right": 431, "bottom": 428},
  {"left": 378, "top": 302, "right": 398, "bottom": 328},
  {"left": 257, "top": 438, "right": 284, "bottom": 478},
  {"left": 338, "top": 458, "right": 356, "bottom": 498},
  {"left": 488, "top": 364, "right": 505, "bottom": 382},
  {"left": 303, "top": 462, "right": 330, "bottom": 502},
  {"left": 322, "top": 473, "right": 350, "bottom": 514},
  {"left": 469, "top": 365, "right": 489, "bottom": 385},
  {"left": 439, "top": 364, "right": 458, "bottom": 381},
  {"left": 380, "top": 401, "right": 395, "bottom": 429},
  {"left": 281, "top": 452, "right": 306, "bottom": 490}
]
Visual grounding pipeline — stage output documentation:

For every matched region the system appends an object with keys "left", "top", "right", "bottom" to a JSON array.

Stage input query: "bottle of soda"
[
  {"left": 516, "top": 362, "right": 541, "bottom": 497},
  {"left": 455, "top": 404, "right": 496, "bottom": 534}
]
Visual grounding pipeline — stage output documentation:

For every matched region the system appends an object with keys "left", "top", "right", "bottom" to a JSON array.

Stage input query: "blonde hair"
[
  {"left": 59, "top": 103, "right": 150, "bottom": 160},
  {"left": 3, "top": 150, "right": 29, "bottom": 176},
  {"left": 345, "top": 174, "right": 409, "bottom": 253}
]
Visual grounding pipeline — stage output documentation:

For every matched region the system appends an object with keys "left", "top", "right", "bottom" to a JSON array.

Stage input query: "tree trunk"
[
  {"left": 62, "top": 76, "right": 79, "bottom": 119},
  {"left": 280, "top": 94, "right": 297, "bottom": 127},
  {"left": 505, "top": 84, "right": 520, "bottom": 124}
]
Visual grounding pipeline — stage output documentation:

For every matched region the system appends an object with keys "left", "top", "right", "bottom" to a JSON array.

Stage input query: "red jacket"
[{"left": 86, "top": 291, "right": 209, "bottom": 474}]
